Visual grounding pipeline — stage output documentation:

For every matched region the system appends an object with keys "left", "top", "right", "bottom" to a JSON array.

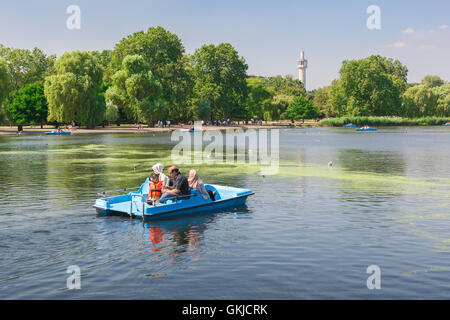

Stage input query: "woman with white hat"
[{"left": 152, "top": 163, "right": 170, "bottom": 187}]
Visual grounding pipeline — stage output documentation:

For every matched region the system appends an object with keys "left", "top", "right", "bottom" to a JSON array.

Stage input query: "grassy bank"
[{"left": 319, "top": 117, "right": 450, "bottom": 127}]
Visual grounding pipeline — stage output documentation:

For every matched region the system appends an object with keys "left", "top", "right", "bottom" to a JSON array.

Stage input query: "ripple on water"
[{"left": 0, "top": 129, "right": 450, "bottom": 299}]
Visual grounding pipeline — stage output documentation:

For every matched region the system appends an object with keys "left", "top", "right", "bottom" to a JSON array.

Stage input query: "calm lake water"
[{"left": 1, "top": 127, "right": 450, "bottom": 299}]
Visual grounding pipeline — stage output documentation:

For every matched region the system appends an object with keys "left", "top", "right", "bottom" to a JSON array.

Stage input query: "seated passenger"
[
  {"left": 147, "top": 173, "right": 163, "bottom": 204},
  {"left": 158, "top": 166, "right": 190, "bottom": 203},
  {"left": 152, "top": 163, "right": 170, "bottom": 187},
  {"left": 188, "top": 169, "right": 216, "bottom": 201}
]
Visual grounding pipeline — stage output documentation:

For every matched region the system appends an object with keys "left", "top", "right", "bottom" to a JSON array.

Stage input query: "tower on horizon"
[{"left": 297, "top": 50, "right": 307, "bottom": 89}]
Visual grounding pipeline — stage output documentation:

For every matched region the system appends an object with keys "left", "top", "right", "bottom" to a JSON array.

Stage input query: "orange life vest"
[{"left": 148, "top": 180, "right": 163, "bottom": 201}]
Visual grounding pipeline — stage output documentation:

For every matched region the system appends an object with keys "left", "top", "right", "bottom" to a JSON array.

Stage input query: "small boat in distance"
[
  {"left": 356, "top": 126, "right": 378, "bottom": 132},
  {"left": 344, "top": 123, "right": 356, "bottom": 127},
  {"left": 45, "top": 130, "right": 71, "bottom": 135},
  {"left": 443, "top": 122, "right": 450, "bottom": 126},
  {"left": 180, "top": 128, "right": 201, "bottom": 133},
  {"left": 93, "top": 178, "right": 253, "bottom": 220}
]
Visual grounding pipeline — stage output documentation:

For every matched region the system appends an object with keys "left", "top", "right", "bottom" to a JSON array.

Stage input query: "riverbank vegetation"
[
  {"left": 319, "top": 116, "right": 450, "bottom": 127},
  {"left": 0, "top": 27, "right": 449, "bottom": 128}
]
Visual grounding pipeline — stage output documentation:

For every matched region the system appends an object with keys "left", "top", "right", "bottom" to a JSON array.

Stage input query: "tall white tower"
[{"left": 297, "top": 49, "right": 307, "bottom": 88}]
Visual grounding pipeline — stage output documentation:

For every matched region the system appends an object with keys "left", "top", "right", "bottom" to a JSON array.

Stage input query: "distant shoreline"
[
  {"left": 2, "top": 118, "right": 449, "bottom": 136},
  {"left": 0, "top": 124, "right": 293, "bottom": 136}
]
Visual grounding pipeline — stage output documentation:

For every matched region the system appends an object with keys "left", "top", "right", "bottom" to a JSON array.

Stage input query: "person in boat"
[
  {"left": 147, "top": 173, "right": 163, "bottom": 204},
  {"left": 188, "top": 169, "right": 216, "bottom": 201},
  {"left": 158, "top": 166, "right": 190, "bottom": 203},
  {"left": 152, "top": 163, "right": 170, "bottom": 187}
]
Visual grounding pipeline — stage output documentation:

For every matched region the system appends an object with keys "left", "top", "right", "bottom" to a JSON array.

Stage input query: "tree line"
[
  {"left": 312, "top": 55, "right": 450, "bottom": 119},
  {"left": 1, "top": 28, "right": 448, "bottom": 128},
  {"left": 0, "top": 26, "right": 312, "bottom": 128}
]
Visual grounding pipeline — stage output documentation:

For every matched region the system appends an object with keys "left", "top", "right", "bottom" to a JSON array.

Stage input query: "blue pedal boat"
[
  {"left": 45, "top": 130, "right": 71, "bottom": 135},
  {"left": 356, "top": 127, "right": 378, "bottom": 131},
  {"left": 93, "top": 178, "right": 254, "bottom": 220},
  {"left": 344, "top": 124, "right": 356, "bottom": 127},
  {"left": 443, "top": 123, "right": 450, "bottom": 126}
]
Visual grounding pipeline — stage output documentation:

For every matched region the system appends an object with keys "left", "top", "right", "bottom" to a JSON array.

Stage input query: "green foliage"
[
  {"left": 273, "top": 93, "right": 294, "bottom": 120},
  {"left": 434, "top": 84, "right": 450, "bottom": 117},
  {"left": 105, "top": 55, "right": 165, "bottom": 124},
  {"left": 105, "top": 101, "right": 119, "bottom": 124},
  {"left": 91, "top": 50, "right": 112, "bottom": 70},
  {"left": 246, "top": 78, "right": 274, "bottom": 120},
  {"left": 7, "top": 81, "right": 48, "bottom": 127},
  {"left": 421, "top": 75, "right": 444, "bottom": 88},
  {"left": 286, "top": 95, "right": 318, "bottom": 120},
  {"left": 0, "top": 45, "right": 55, "bottom": 92},
  {"left": 319, "top": 116, "right": 450, "bottom": 127},
  {"left": 401, "top": 85, "right": 439, "bottom": 117},
  {"left": 44, "top": 51, "right": 105, "bottom": 128},
  {"left": 109, "top": 26, "right": 193, "bottom": 121},
  {"left": 262, "top": 75, "right": 306, "bottom": 120},
  {"left": 329, "top": 55, "right": 408, "bottom": 117},
  {"left": 313, "top": 85, "right": 332, "bottom": 117},
  {"left": 192, "top": 43, "right": 248, "bottom": 120},
  {"left": 0, "top": 58, "right": 9, "bottom": 123},
  {"left": 194, "top": 99, "right": 211, "bottom": 121},
  {"left": 260, "top": 75, "right": 305, "bottom": 96}
]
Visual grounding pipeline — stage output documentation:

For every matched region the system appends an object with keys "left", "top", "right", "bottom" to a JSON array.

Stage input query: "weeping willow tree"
[
  {"left": 105, "top": 55, "right": 165, "bottom": 125},
  {"left": 44, "top": 51, "right": 105, "bottom": 128},
  {"left": 0, "top": 58, "right": 9, "bottom": 124}
]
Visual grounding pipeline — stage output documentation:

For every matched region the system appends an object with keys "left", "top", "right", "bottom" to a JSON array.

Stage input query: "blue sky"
[{"left": 0, "top": 0, "right": 449, "bottom": 89}]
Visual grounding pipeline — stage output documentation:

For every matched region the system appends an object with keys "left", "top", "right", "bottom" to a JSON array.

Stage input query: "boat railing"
[{"left": 97, "top": 186, "right": 140, "bottom": 197}]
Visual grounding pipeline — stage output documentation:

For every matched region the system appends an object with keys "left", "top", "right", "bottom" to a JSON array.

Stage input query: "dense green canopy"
[
  {"left": 105, "top": 55, "right": 165, "bottom": 124},
  {"left": 286, "top": 95, "right": 318, "bottom": 120},
  {"left": 192, "top": 43, "right": 248, "bottom": 120},
  {"left": 1, "top": 30, "right": 449, "bottom": 126},
  {"left": 8, "top": 81, "right": 48, "bottom": 127},
  {"left": 109, "top": 26, "right": 193, "bottom": 121},
  {"left": 0, "top": 58, "right": 9, "bottom": 123},
  {"left": 0, "top": 45, "right": 55, "bottom": 92},
  {"left": 44, "top": 51, "right": 105, "bottom": 127},
  {"left": 328, "top": 55, "right": 408, "bottom": 117}
]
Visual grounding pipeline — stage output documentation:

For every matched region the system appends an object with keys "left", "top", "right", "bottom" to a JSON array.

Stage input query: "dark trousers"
[{"left": 207, "top": 190, "right": 215, "bottom": 201}]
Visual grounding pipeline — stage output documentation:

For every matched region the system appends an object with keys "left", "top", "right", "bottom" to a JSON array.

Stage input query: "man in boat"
[{"left": 158, "top": 166, "right": 190, "bottom": 203}]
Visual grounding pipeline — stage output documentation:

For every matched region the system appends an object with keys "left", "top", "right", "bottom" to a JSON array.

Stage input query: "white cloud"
[
  {"left": 391, "top": 42, "right": 409, "bottom": 48},
  {"left": 440, "top": 24, "right": 449, "bottom": 30},
  {"left": 402, "top": 28, "right": 415, "bottom": 34}
]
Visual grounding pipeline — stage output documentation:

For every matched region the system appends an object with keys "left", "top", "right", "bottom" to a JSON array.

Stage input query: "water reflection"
[
  {"left": 141, "top": 214, "right": 215, "bottom": 271},
  {"left": 338, "top": 149, "right": 406, "bottom": 175}
]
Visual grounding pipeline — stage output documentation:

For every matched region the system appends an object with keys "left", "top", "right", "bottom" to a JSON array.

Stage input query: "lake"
[{"left": 1, "top": 127, "right": 449, "bottom": 299}]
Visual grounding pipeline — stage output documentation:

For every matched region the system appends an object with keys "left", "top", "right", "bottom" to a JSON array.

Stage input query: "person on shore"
[
  {"left": 152, "top": 163, "right": 170, "bottom": 187},
  {"left": 188, "top": 169, "right": 216, "bottom": 201},
  {"left": 158, "top": 166, "right": 190, "bottom": 203}
]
